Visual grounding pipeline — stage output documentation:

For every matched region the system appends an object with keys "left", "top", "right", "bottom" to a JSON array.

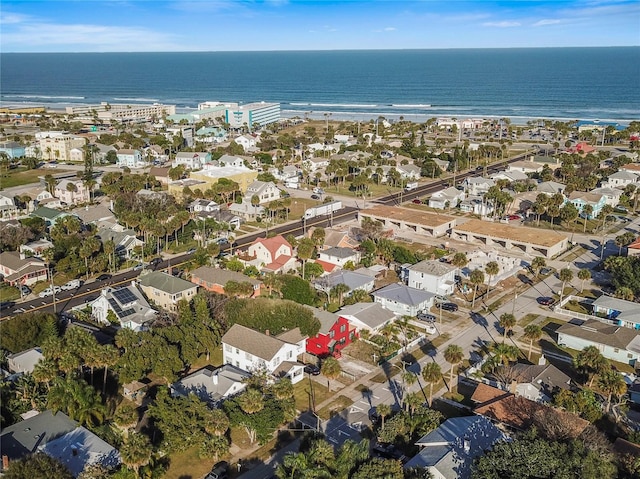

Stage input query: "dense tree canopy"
[
  {"left": 224, "top": 297, "right": 321, "bottom": 337},
  {"left": 0, "top": 312, "right": 59, "bottom": 353}
]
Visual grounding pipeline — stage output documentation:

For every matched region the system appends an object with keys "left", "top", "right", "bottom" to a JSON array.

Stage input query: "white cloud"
[
  {"left": 0, "top": 12, "right": 32, "bottom": 25},
  {"left": 384, "top": 27, "right": 396, "bottom": 31},
  {"left": 482, "top": 21, "right": 521, "bottom": 28},
  {"left": 2, "top": 22, "right": 181, "bottom": 52},
  {"left": 533, "top": 19, "right": 563, "bottom": 27}
]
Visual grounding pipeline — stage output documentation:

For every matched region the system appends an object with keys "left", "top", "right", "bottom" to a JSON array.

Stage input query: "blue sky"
[{"left": 1, "top": 0, "right": 639, "bottom": 52}]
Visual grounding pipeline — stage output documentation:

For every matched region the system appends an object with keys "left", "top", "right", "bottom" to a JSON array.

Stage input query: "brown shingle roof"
[{"left": 190, "top": 266, "right": 262, "bottom": 287}]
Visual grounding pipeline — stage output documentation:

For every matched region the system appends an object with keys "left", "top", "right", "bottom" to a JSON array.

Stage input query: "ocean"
[{"left": 1, "top": 48, "right": 639, "bottom": 124}]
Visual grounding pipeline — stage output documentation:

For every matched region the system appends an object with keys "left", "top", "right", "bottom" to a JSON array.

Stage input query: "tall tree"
[
  {"left": 296, "top": 238, "right": 316, "bottom": 280},
  {"left": 120, "top": 432, "right": 153, "bottom": 476},
  {"left": 469, "top": 269, "right": 485, "bottom": 308},
  {"left": 321, "top": 357, "right": 342, "bottom": 390},
  {"left": 523, "top": 324, "right": 542, "bottom": 360},
  {"left": 597, "top": 369, "right": 627, "bottom": 414},
  {"left": 421, "top": 362, "right": 442, "bottom": 407},
  {"left": 574, "top": 346, "right": 608, "bottom": 388},
  {"left": 484, "top": 261, "right": 499, "bottom": 300},
  {"left": 577, "top": 268, "right": 591, "bottom": 293},
  {"left": 443, "top": 344, "right": 463, "bottom": 388},
  {"left": 498, "top": 313, "right": 516, "bottom": 343},
  {"left": 558, "top": 268, "right": 574, "bottom": 304}
]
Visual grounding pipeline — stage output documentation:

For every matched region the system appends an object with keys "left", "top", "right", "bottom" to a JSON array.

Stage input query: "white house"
[
  {"left": 189, "top": 199, "right": 220, "bottom": 213},
  {"left": 317, "top": 247, "right": 360, "bottom": 268},
  {"left": 338, "top": 302, "right": 396, "bottom": 333},
  {"left": 462, "top": 177, "right": 495, "bottom": 196},
  {"left": 245, "top": 180, "right": 280, "bottom": 204},
  {"left": 557, "top": 319, "right": 640, "bottom": 366},
  {"left": 116, "top": 149, "right": 144, "bottom": 168},
  {"left": 222, "top": 324, "right": 306, "bottom": 384},
  {"left": 214, "top": 154, "right": 246, "bottom": 168},
  {"left": 397, "top": 164, "right": 421, "bottom": 180},
  {"left": 603, "top": 170, "right": 639, "bottom": 189},
  {"left": 235, "top": 134, "right": 257, "bottom": 152},
  {"left": 407, "top": 260, "right": 457, "bottom": 296},
  {"left": 302, "top": 157, "right": 330, "bottom": 172},
  {"left": 507, "top": 160, "right": 543, "bottom": 174},
  {"left": 89, "top": 284, "right": 157, "bottom": 331},
  {"left": 372, "top": 283, "right": 435, "bottom": 316},
  {"left": 491, "top": 170, "right": 528, "bottom": 182},
  {"left": 7, "top": 347, "right": 43, "bottom": 374},
  {"left": 0, "top": 194, "right": 17, "bottom": 219},
  {"left": 459, "top": 196, "right": 493, "bottom": 216},
  {"left": 246, "top": 235, "right": 296, "bottom": 273},
  {"left": 54, "top": 179, "right": 90, "bottom": 205},
  {"left": 428, "top": 187, "right": 465, "bottom": 210},
  {"left": 591, "top": 187, "right": 623, "bottom": 207},
  {"left": 170, "top": 364, "right": 250, "bottom": 405},
  {"left": 173, "top": 151, "right": 211, "bottom": 170}
]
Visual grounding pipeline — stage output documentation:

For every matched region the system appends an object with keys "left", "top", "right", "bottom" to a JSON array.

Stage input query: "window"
[
  {"left": 235, "top": 348, "right": 239, "bottom": 354},
  {"left": 614, "top": 348, "right": 620, "bottom": 353},
  {"left": 628, "top": 353, "right": 633, "bottom": 359},
  {"left": 224, "top": 344, "right": 232, "bottom": 352},
  {"left": 340, "top": 324, "right": 346, "bottom": 333},
  {"left": 245, "top": 352, "right": 253, "bottom": 361}
]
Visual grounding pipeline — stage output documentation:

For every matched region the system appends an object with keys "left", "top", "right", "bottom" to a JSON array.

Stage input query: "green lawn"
[
  {"left": 518, "top": 313, "right": 540, "bottom": 328},
  {"left": 0, "top": 284, "right": 20, "bottom": 302},
  {"left": 0, "top": 167, "right": 72, "bottom": 190},
  {"left": 163, "top": 446, "right": 217, "bottom": 479},
  {"left": 292, "top": 379, "right": 333, "bottom": 412},
  {"left": 316, "top": 395, "right": 354, "bottom": 420}
]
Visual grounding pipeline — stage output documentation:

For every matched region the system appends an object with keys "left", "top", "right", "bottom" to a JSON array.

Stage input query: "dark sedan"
[
  {"left": 537, "top": 297, "right": 554, "bottom": 306},
  {"left": 438, "top": 302, "right": 459, "bottom": 312}
]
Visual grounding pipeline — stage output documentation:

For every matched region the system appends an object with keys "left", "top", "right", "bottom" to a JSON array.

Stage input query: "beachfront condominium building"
[
  {"left": 225, "top": 102, "right": 280, "bottom": 130},
  {"left": 65, "top": 102, "right": 176, "bottom": 122},
  {"left": 37, "top": 132, "right": 87, "bottom": 162}
]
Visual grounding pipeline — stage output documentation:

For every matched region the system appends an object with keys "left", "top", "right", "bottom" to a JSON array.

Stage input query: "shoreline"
[{"left": 0, "top": 99, "right": 636, "bottom": 127}]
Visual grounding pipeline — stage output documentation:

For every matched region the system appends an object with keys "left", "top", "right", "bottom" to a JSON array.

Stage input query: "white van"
[{"left": 405, "top": 182, "right": 419, "bottom": 191}]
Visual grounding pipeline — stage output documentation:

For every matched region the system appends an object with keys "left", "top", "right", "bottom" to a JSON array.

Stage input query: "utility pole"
[{"left": 49, "top": 266, "right": 57, "bottom": 314}]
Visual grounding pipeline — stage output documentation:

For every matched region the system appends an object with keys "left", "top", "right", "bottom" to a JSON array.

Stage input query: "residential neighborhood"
[{"left": 1, "top": 107, "right": 640, "bottom": 479}]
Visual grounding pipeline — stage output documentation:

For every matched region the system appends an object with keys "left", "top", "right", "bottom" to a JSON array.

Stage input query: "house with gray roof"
[
  {"left": 404, "top": 416, "right": 507, "bottom": 479},
  {"left": 428, "top": 186, "right": 465, "bottom": 210},
  {"left": 407, "top": 260, "right": 457, "bottom": 296},
  {"left": 462, "top": 176, "right": 495, "bottom": 196},
  {"left": 317, "top": 246, "right": 360, "bottom": 267},
  {"left": 244, "top": 180, "right": 280, "bottom": 204},
  {"left": 170, "top": 364, "right": 251, "bottom": 405},
  {"left": 338, "top": 302, "right": 396, "bottom": 333},
  {"left": 397, "top": 163, "right": 421, "bottom": 180},
  {"left": 97, "top": 226, "right": 143, "bottom": 259},
  {"left": 536, "top": 181, "right": 566, "bottom": 196},
  {"left": 603, "top": 170, "right": 638, "bottom": 189},
  {"left": 138, "top": 271, "right": 198, "bottom": 312},
  {"left": 72, "top": 205, "right": 116, "bottom": 226},
  {"left": 372, "top": 283, "right": 435, "bottom": 316},
  {"left": 591, "top": 186, "right": 623, "bottom": 207},
  {"left": 592, "top": 295, "right": 640, "bottom": 329},
  {"left": 312, "top": 270, "right": 375, "bottom": 298},
  {"left": 222, "top": 324, "right": 306, "bottom": 384},
  {"left": 510, "top": 360, "right": 573, "bottom": 402},
  {"left": 557, "top": 319, "right": 640, "bottom": 366},
  {"left": 0, "top": 410, "right": 120, "bottom": 476},
  {"left": 89, "top": 284, "right": 157, "bottom": 332},
  {"left": 7, "top": 347, "right": 43, "bottom": 374}
]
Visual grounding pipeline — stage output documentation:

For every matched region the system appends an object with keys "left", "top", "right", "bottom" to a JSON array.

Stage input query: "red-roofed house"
[
  {"left": 569, "top": 142, "right": 596, "bottom": 155},
  {"left": 314, "top": 259, "right": 339, "bottom": 274},
  {"left": 248, "top": 235, "right": 297, "bottom": 273},
  {"left": 626, "top": 237, "right": 640, "bottom": 257}
]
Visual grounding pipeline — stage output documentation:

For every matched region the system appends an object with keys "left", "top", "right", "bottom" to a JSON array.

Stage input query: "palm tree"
[
  {"left": 32, "top": 358, "right": 58, "bottom": 390},
  {"left": 469, "top": 269, "right": 485, "bottom": 308},
  {"left": 558, "top": 268, "right": 573, "bottom": 304},
  {"left": 577, "top": 268, "right": 591, "bottom": 293},
  {"left": 376, "top": 403, "right": 391, "bottom": 429},
  {"left": 484, "top": 261, "right": 499, "bottom": 300},
  {"left": 321, "top": 357, "right": 342, "bottom": 390},
  {"left": 238, "top": 388, "right": 265, "bottom": 415},
  {"left": 614, "top": 286, "right": 635, "bottom": 301},
  {"left": 451, "top": 252, "right": 468, "bottom": 269},
  {"left": 490, "top": 342, "right": 519, "bottom": 366},
  {"left": 404, "top": 391, "right": 423, "bottom": 416},
  {"left": 581, "top": 204, "right": 594, "bottom": 232},
  {"left": 250, "top": 194, "right": 260, "bottom": 219},
  {"left": 296, "top": 238, "right": 315, "bottom": 279},
  {"left": 498, "top": 313, "right": 516, "bottom": 343},
  {"left": 120, "top": 432, "right": 152, "bottom": 477},
  {"left": 204, "top": 408, "right": 231, "bottom": 438},
  {"left": 422, "top": 362, "right": 442, "bottom": 407},
  {"left": 97, "top": 344, "right": 119, "bottom": 394},
  {"left": 598, "top": 369, "right": 627, "bottom": 414},
  {"left": 523, "top": 324, "right": 542, "bottom": 360},
  {"left": 330, "top": 283, "right": 351, "bottom": 306},
  {"left": 444, "top": 344, "right": 464, "bottom": 388},
  {"left": 531, "top": 257, "right": 546, "bottom": 278},
  {"left": 574, "top": 345, "right": 608, "bottom": 387}
]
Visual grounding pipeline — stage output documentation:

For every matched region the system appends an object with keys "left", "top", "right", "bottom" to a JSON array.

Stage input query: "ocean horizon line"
[{"left": 2, "top": 45, "right": 639, "bottom": 55}]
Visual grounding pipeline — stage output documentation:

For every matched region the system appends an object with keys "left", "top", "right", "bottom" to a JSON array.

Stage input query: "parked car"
[
  {"left": 96, "top": 274, "right": 112, "bottom": 281},
  {"left": 438, "top": 302, "right": 459, "bottom": 312},
  {"left": 149, "top": 257, "right": 163, "bottom": 269},
  {"left": 61, "top": 279, "right": 81, "bottom": 290},
  {"left": 417, "top": 312, "right": 436, "bottom": 322},
  {"left": 205, "top": 461, "right": 229, "bottom": 479},
  {"left": 20, "top": 285, "right": 31, "bottom": 296},
  {"left": 372, "top": 443, "right": 408, "bottom": 462},
  {"left": 412, "top": 198, "right": 422, "bottom": 204},
  {"left": 133, "top": 263, "right": 144, "bottom": 271},
  {"left": 0, "top": 301, "right": 15, "bottom": 311},
  {"left": 186, "top": 248, "right": 197, "bottom": 254},
  {"left": 304, "top": 364, "right": 321, "bottom": 376},
  {"left": 537, "top": 296, "right": 555, "bottom": 306},
  {"left": 539, "top": 267, "right": 554, "bottom": 276},
  {"left": 311, "top": 194, "right": 320, "bottom": 200}
]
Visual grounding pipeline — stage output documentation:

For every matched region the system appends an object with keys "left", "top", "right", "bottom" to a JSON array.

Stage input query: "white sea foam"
[
  {"left": 3, "top": 95, "right": 85, "bottom": 100},
  {"left": 113, "top": 97, "right": 160, "bottom": 102},
  {"left": 391, "top": 104, "right": 431, "bottom": 108}
]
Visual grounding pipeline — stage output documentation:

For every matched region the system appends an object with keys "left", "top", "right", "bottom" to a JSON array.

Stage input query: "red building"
[{"left": 306, "top": 312, "right": 358, "bottom": 358}]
